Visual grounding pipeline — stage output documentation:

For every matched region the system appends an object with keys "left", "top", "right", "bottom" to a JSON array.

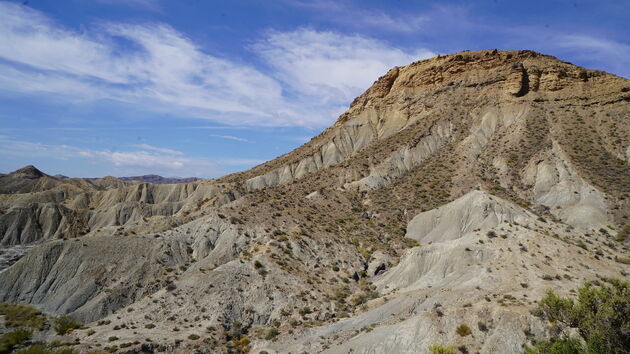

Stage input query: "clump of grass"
[
  {"left": 0, "top": 302, "right": 46, "bottom": 330},
  {"left": 428, "top": 344, "right": 456, "bottom": 354},
  {"left": 299, "top": 307, "right": 312, "bottom": 316},
  {"left": 0, "top": 328, "right": 32, "bottom": 353},
  {"left": 53, "top": 316, "right": 81, "bottom": 335},
  {"left": 264, "top": 328, "right": 279, "bottom": 340},
  {"left": 456, "top": 324, "right": 472, "bottom": 336}
]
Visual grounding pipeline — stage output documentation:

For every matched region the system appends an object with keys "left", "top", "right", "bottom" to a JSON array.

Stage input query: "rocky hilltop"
[{"left": 0, "top": 50, "right": 628, "bottom": 353}]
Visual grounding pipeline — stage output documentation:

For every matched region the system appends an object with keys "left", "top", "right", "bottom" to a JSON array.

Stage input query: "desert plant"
[
  {"left": 231, "top": 336, "right": 250, "bottom": 354},
  {"left": 456, "top": 324, "right": 472, "bottom": 336},
  {"left": 0, "top": 328, "right": 32, "bottom": 354},
  {"left": 525, "top": 337, "right": 585, "bottom": 354},
  {"left": 0, "top": 302, "right": 46, "bottom": 330},
  {"left": 15, "top": 344, "right": 78, "bottom": 353},
  {"left": 428, "top": 344, "right": 456, "bottom": 354},
  {"left": 53, "top": 316, "right": 81, "bottom": 335},
  {"left": 299, "top": 306, "right": 312, "bottom": 316},
  {"left": 264, "top": 328, "right": 279, "bottom": 340},
  {"left": 532, "top": 278, "right": 629, "bottom": 353}
]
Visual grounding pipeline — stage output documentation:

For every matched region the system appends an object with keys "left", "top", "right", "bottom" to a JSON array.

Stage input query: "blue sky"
[{"left": 0, "top": 0, "right": 628, "bottom": 178}]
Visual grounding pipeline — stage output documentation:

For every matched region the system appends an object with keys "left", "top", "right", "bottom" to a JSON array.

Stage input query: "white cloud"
[
  {"left": 0, "top": 2, "right": 433, "bottom": 127},
  {"left": 0, "top": 135, "right": 260, "bottom": 177},
  {"left": 209, "top": 135, "right": 250, "bottom": 143},
  {"left": 0, "top": 2, "right": 284, "bottom": 122},
  {"left": 551, "top": 35, "right": 630, "bottom": 77},
  {"left": 131, "top": 144, "right": 184, "bottom": 155},
  {"left": 98, "top": 150, "right": 185, "bottom": 169},
  {"left": 253, "top": 28, "right": 434, "bottom": 104}
]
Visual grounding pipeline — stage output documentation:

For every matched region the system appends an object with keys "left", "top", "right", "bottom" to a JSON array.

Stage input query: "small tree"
[{"left": 531, "top": 279, "right": 629, "bottom": 353}]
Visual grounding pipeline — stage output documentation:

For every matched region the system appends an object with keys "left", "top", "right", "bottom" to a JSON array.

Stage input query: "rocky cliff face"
[{"left": 0, "top": 50, "right": 629, "bottom": 353}]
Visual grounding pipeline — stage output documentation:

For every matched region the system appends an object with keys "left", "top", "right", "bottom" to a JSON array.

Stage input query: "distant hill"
[{"left": 117, "top": 175, "right": 200, "bottom": 184}]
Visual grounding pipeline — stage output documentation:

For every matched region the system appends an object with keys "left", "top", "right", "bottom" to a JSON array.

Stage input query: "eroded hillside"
[{"left": 0, "top": 49, "right": 629, "bottom": 354}]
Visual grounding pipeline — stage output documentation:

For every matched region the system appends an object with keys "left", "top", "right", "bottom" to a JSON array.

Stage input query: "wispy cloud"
[
  {"left": 0, "top": 135, "right": 262, "bottom": 177},
  {"left": 0, "top": 2, "right": 283, "bottom": 123},
  {"left": 131, "top": 144, "right": 184, "bottom": 155},
  {"left": 209, "top": 134, "right": 250, "bottom": 143},
  {"left": 253, "top": 29, "right": 434, "bottom": 104},
  {"left": 0, "top": 3, "right": 432, "bottom": 127},
  {"left": 548, "top": 34, "right": 630, "bottom": 78}
]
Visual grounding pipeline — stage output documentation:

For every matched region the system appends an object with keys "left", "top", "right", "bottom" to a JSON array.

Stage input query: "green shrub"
[
  {"left": 615, "top": 256, "right": 630, "bottom": 265},
  {"left": 53, "top": 316, "right": 81, "bottom": 335},
  {"left": 0, "top": 302, "right": 46, "bottom": 330},
  {"left": 265, "top": 328, "right": 279, "bottom": 340},
  {"left": 615, "top": 225, "right": 630, "bottom": 242},
  {"left": 188, "top": 334, "right": 200, "bottom": 340},
  {"left": 428, "top": 344, "right": 456, "bottom": 354},
  {"left": 145, "top": 323, "right": 156, "bottom": 329},
  {"left": 0, "top": 328, "right": 32, "bottom": 354},
  {"left": 456, "top": 324, "right": 472, "bottom": 336},
  {"left": 108, "top": 336, "right": 118, "bottom": 342},
  {"left": 299, "top": 306, "right": 312, "bottom": 316},
  {"left": 532, "top": 279, "right": 629, "bottom": 353},
  {"left": 525, "top": 337, "right": 585, "bottom": 354}
]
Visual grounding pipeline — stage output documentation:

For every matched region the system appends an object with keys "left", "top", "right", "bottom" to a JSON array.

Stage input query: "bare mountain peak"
[
  {"left": 11, "top": 165, "right": 45, "bottom": 178},
  {"left": 339, "top": 49, "right": 608, "bottom": 125}
]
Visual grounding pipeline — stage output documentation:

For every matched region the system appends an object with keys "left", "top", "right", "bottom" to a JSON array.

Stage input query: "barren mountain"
[
  {"left": 0, "top": 49, "right": 629, "bottom": 353},
  {"left": 117, "top": 175, "right": 200, "bottom": 184}
]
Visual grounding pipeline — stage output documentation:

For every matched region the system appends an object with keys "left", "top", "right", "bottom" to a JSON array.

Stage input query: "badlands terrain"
[{"left": 0, "top": 49, "right": 629, "bottom": 353}]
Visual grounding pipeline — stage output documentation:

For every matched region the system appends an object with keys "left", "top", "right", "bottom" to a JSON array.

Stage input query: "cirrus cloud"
[{"left": 0, "top": 2, "right": 433, "bottom": 128}]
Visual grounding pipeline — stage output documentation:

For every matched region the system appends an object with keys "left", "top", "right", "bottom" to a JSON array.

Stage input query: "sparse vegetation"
[
  {"left": 0, "top": 329, "right": 32, "bottom": 354},
  {"left": 0, "top": 302, "right": 46, "bottom": 330},
  {"left": 525, "top": 337, "right": 585, "bottom": 354},
  {"left": 532, "top": 279, "right": 629, "bottom": 353},
  {"left": 616, "top": 225, "right": 630, "bottom": 242},
  {"left": 428, "top": 344, "right": 456, "bottom": 354},
  {"left": 15, "top": 345, "right": 78, "bottom": 354},
  {"left": 53, "top": 316, "right": 81, "bottom": 335},
  {"left": 299, "top": 306, "right": 312, "bottom": 316},
  {"left": 264, "top": 328, "right": 279, "bottom": 340},
  {"left": 455, "top": 324, "right": 472, "bottom": 337}
]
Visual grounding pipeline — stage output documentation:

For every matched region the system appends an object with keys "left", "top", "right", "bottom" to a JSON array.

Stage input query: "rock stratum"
[{"left": 0, "top": 50, "right": 629, "bottom": 353}]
